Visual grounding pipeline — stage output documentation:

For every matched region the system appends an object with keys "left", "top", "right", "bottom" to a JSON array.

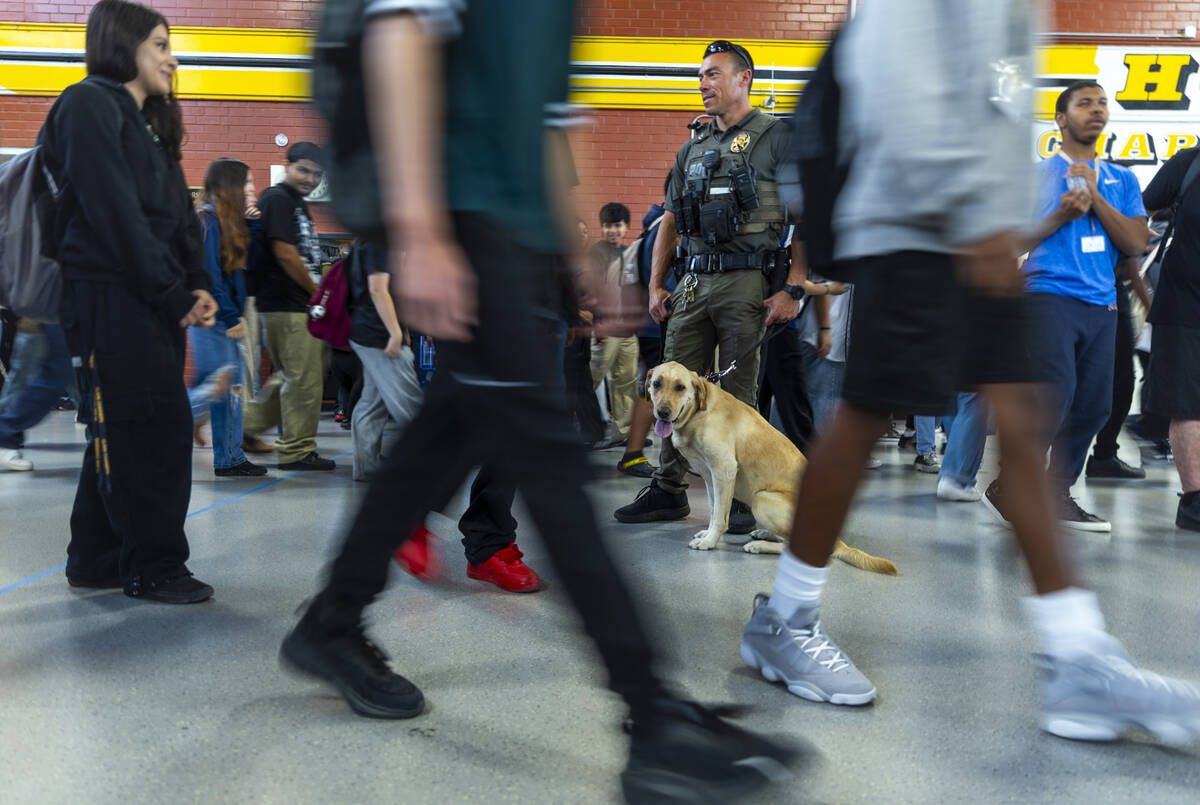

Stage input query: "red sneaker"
[
  {"left": 466, "top": 543, "right": 543, "bottom": 593},
  {"left": 392, "top": 524, "right": 443, "bottom": 582}
]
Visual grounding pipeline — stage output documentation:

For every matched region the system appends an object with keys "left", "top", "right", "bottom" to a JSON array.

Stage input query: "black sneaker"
[
  {"left": 124, "top": 572, "right": 214, "bottom": 604},
  {"left": 621, "top": 698, "right": 800, "bottom": 804},
  {"left": 1085, "top": 455, "right": 1146, "bottom": 480},
  {"left": 1059, "top": 495, "right": 1111, "bottom": 533},
  {"left": 897, "top": 433, "right": 916, "bottom": 450},
  {"left": 279, "top": 452, "right": 336, "bottom": 471},
  {"left": 727, "top": 499, "right": 756, "bottom": 535},
  {"left": 618, "top": 453, "right": 657, "bottom": 478},
  {"left": 615, "top": 483, "right": 690, "bottom": 523},
  {"left": 280, "top": 605, "right": 425, "bottom": 719},
  {"left": 1177, "top": 494, "right": 1200, "bottom": 533},
  {"left": 215, "top": 460, "right": 269, "bottom": 477},
  {"left": 982, "top": 479, "right": 1010, "bottom": 524}
]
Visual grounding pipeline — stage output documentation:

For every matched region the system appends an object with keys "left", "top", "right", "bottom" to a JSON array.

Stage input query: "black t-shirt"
[
  {"left": 253, "top": 183, "right": 322, "bottom": 313},
  {"left": 1143, "top": 149, "right": 1200, "bottom": 327},
  {"left": 348, "top": 244, "right": 391, "bottom": 349}
]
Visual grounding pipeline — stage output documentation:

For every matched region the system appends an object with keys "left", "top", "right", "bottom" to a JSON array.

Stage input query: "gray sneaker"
[
  {"left": 739, "top": 594, "right": 876, "bottom": 706},
  {"left": 1039, "top": 636, "right": 1200, "bottom": 745},
  {"left": 913, "top": 451, "right": 940, "bottom": 473}
]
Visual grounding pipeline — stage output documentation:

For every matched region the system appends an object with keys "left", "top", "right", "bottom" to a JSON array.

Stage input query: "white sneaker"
[
  {"left": 0, "top": 448, "right": 33, "bottom": 471},
  {"left": 1040, "top": 636, "right": 1200, "bottom": 745},
  {"left": 865, "top": 457, "right": 882, "bottom": 470},
  {"left": 937, "top": 478, "right": 981, "bottom": 502}
]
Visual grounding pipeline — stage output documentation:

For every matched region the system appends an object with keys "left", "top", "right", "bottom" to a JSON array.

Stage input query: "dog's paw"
[
  {"left": 689, "top": 531, "right": 720, "bottom": 551},
  {"left": 744, "top": 539, "right": 783, "bottom": 555},
  {"left": 748, "top": 529, "right": 782, "bottom": 543}
]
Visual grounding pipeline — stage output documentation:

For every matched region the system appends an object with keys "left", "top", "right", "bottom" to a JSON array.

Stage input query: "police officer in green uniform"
[{"left": 616, "top": 40, "right": 811, "bottom": 526}]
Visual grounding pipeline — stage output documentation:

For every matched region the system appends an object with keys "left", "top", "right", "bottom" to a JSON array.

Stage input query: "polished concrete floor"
[{"left": 1, "top": 411, "right": 1198, "bottom": 805}]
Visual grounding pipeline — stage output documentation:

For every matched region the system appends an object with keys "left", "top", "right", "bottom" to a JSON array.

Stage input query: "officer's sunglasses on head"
[{"left": 704, "top": 40, "right": 754, "bottom": 73}]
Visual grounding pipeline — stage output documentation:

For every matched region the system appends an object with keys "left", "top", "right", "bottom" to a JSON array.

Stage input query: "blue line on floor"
[
  {"left": 0, "top": 446, "right": 356, "bottom": 596},
  {"left": 0, "top": 563, "right": 68, "bottom": 595}
]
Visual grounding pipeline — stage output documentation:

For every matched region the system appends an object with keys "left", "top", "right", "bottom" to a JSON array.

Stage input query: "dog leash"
[{"left": 705, "top": 295, "right": 812, "bottom": 384}]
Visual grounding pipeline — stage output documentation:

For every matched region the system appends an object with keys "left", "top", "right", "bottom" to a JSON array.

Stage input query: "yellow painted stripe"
[
  {"left": 570, "top": 36, "right": 826, "bottom": 70},
  {"left": 0, "top": 23, "right": 1103, "bottom": 114},
  {"left": 0, "top": 22, "right": 312, "bottom": 56},
  {"left": 0, "top": 22, "right": 311, "bottom": 101}
]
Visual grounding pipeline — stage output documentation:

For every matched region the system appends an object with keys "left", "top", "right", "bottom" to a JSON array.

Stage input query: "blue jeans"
[
  {"left": 798, "top": 340, "right": 846, "bottom": 432},
  {"left": 939, "top": 391, "right": 988, "bottom": 487},
  {"left": 1029, "top": 293, "right": 1116, "bottom": 491},
  {"left": 915, "top": 415, "right": 940, "bottom": 454},
  {"left": 0, "top": 325, "right": 73, "bottom": 449},
  {"left": 188, "top": 326, "right": 247, "bottom": 470}
]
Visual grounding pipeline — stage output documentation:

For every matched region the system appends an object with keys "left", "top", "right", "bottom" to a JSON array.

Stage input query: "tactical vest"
[{"left": 680, "top": 112, "right": 784, "bottom": 242}]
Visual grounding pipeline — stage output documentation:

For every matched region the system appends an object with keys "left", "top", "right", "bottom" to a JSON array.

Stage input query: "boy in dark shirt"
[{"left": 242, "top": 142, "right": 337, "bottom": 471}]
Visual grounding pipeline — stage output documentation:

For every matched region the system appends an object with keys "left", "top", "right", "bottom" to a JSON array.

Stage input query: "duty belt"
[{"left": 673, "top": 250, "right": 788, "bottom": 278}]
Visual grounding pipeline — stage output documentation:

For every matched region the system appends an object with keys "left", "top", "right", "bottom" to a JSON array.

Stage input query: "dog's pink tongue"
[{"left": 654, "top": 419, "right": 673, "bottom": 439}]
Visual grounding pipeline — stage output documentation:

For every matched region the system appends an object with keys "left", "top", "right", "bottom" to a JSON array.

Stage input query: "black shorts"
[
  {"left": 840, "top": 251, "right": 1034, "bottom": 415},
  {"left": 1147, "top": 323, "right": 1200, "bottom": 420}
]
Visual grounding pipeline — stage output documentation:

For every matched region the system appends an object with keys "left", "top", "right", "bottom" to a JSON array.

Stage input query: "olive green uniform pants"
[{"left": 653, "top": 269, "right": 767, "bottom": 493}]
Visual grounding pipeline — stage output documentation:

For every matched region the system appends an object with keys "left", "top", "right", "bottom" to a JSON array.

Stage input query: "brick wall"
[
  {"left": 6, "top": 0, "right": 1200, "bottom": 236},
  {"left": 0, "top": 95, "right": 338, "bottom": 230},
  {"left": 576, "top": 0, "right": 850, "bottom": 39},
  {"left": 0, "top": 1, "right": 324, "bottom": 28},
  {"left": 1048, "top": 1, "right": 1200, "bottom": 39}
]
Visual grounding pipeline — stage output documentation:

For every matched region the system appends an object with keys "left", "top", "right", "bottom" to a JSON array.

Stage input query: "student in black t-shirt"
[{"left": 242, "top": 142, "right": 337, "bottom": 471}]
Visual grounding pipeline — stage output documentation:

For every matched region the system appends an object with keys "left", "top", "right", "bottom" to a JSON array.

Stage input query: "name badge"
[{"left": 1080, "top": 235, "right": 1106, "bottom": 253}]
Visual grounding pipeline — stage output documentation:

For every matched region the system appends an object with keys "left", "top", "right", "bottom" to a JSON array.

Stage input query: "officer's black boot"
[{"left": 615, "top": 481, "right": 690, "bottom": 523}]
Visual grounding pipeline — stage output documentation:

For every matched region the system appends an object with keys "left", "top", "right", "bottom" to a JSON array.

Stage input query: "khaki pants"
[
  {"left": 590, "top": 335, "right": 640, "bottom": 438},
  {"left": 243, "top": 311, "right": 328, "bottom": 463},
  {"left": 653, "top": 269, "right": 767, "bottom": 493}
]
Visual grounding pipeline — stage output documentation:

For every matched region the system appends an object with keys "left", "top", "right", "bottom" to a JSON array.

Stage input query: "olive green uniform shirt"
[{"left": 663, "top": 110, "right": 792, "bottom": 255}]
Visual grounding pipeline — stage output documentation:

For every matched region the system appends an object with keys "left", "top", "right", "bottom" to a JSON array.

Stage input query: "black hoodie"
[{"left": 38, "top": 75, "right": 208, "bottom": 325}]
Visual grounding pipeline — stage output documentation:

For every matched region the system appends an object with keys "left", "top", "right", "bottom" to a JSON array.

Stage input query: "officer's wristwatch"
[{"left": 782, "top": 283, "right": 805, "bottom": 300}]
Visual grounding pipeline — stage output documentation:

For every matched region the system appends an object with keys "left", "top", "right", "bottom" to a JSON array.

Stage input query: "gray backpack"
[{"left": 0, "top": 146, "right": 63, "bottom": 323}]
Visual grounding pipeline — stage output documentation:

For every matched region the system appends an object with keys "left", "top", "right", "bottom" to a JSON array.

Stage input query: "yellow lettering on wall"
[
  {"left": 1116, "top": 54, "right": 1199, "bottom": 110},
  {"left": 1113, "top": 133, "right": 1158, "bottom": 164},
  {"left": 1165, "top": 134, "right": 1200, "bottom": 157},
  {"left": 1037, "top": 131, "right": 1061, "bottom": 158}
]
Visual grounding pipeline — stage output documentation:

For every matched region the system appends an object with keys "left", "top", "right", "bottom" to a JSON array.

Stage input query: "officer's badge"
[{"left": 730, "top": 133, "right": 751, "bottom": 153}]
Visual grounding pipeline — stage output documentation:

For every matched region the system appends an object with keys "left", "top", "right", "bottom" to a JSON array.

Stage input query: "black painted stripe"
[
  {"left": 570, "top": 64, "right": 815, "bottom": 82},
  {"left": 0, "top": 49, "right": 311, "bottom": 69}
]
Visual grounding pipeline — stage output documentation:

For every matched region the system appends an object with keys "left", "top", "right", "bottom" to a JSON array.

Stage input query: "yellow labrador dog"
[{"left": 648, "top": 361, "right": 897, "bottom": 575}]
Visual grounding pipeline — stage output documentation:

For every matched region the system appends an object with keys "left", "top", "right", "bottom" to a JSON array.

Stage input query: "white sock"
[
  {"left": 1023, "top": 587, "right": 1110, "bottom": 659},
  {"left": 769, "top": 551, "right": 828, "bottom": 621}
]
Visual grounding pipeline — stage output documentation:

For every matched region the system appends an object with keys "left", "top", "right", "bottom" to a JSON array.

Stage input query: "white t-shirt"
[{"left": 799, "top": 274, "right": 853, "bottom": 364}]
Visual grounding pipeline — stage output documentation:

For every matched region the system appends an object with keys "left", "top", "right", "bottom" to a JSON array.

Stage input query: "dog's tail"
[{"left": 832, "top": 540, "right": 899, "bottom": 576}]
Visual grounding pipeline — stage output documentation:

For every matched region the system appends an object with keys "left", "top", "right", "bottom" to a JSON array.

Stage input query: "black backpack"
[
  {"left": 791, "top": 27, "right": 848, "bottom": 278},
  {"left": 312, "top": 0, "right": 384, "bottom": 245}
]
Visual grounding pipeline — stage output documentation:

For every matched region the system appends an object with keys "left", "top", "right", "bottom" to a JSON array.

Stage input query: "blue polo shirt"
[{"left": 1022, "top": 154, "right": 1146, "bottom": 307}]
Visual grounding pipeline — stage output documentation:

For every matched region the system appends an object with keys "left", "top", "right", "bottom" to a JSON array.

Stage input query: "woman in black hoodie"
[{"left": 39, "top": 0, "right": 217, "bottom": 603}]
